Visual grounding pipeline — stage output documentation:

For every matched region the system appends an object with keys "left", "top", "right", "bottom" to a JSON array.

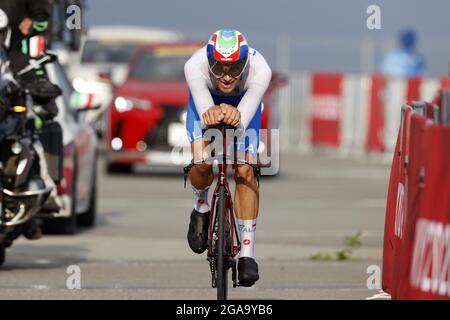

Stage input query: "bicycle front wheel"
[{"left": 216, "top": 186, "right": 228, "bottom": 300}]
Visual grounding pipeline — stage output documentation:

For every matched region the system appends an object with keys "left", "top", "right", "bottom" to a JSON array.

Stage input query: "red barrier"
[
  {"left": 310, "top": 73, "right": 343, "bottom": 146},
  {"left": 394, "top": 113, "right": 427, "bottom": 299},
  {"left": 382, "top": 105, "right": 413, "bottom": 294},
  {"left": 306, "top": 74, "right": 450, "bottom": 152},
  {"left": 384, "top": 102, "right": 450, "bottom": 299},
  {"left": 390, "top": 106, "right": 415, "bottom": 298},
  {"left": 406, "top": 78, "right": 422, "bottom": 101},
  {"left": 433, "top": 89, "right": 450, "bottom": 124},
  {"left": 366, "top": 74, "right": 386, "bottom": 152},
  {"left": 440, "top": 77, "right": 450, "bottom": 90},
  {"left": 382, "top": 131, "right": 400, "bottom": 294},
  {"left": 407, "top": 125, "right": 450, "bottom": 299},
  {"left": 425, "top": 102, "right": 438, "bottom": 121}
]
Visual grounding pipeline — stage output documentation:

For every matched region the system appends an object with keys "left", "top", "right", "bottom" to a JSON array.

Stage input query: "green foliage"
[
  {"left": 345, "top": 232, "right": 362, "bottom": 248},
  {"left": 309, "top": 232, "right": 363, "bottom": 262},
  {"left": 310, "top": 251, "right": 333, "bottom": 261}
]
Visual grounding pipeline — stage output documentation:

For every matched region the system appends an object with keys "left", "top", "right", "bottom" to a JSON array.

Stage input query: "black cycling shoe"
[
  {"left": 23, "top": 218, "right": 43, "bottom": 240},
  {"left": 187, "top": 209, "right": 210, "bottom": 254},
  {"left": 238, "top": 257, "right": 259, "bottom": 286}
]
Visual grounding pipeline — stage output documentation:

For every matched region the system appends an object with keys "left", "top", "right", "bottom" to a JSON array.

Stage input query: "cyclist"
[{"left": 184, "top": 28, "right": 271, "bottom": 286}]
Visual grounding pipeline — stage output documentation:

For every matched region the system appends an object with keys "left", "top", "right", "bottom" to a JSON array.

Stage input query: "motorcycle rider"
[
  {"left": 1, "top": 0, "right": 52, "bottom": 73},
  {"left": 0, "top": 9, "right": 14, "bottom": 112},
  {"left": 0, "top": 3, "right": 62, "bottom": 240}
]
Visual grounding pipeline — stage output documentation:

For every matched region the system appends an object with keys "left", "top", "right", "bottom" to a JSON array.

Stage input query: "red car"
[{"left": 105, "top": 42, "right": 286, "bottom": 173}]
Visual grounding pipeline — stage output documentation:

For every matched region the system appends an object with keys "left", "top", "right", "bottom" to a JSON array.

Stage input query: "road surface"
[{"left": 0, "top": 151, "right": 390, "bottom": 299}]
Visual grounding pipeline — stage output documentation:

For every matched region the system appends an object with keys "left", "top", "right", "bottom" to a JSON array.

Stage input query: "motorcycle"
[{"left": 0, "top": 50, "right": 60, "bottom": 266}]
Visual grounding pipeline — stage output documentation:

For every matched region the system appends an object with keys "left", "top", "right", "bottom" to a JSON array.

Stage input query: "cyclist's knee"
[
  {"left": 234, "top": 164, "right": 254, "bottom": 183},
  {"left": 192, "top": 163, "right": 213, "bottom": 177},
  {"left": 190, "top": 163, "right": 213, "bottom": 189}
]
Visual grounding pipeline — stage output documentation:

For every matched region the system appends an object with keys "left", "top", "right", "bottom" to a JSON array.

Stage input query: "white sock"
[
  {"left": 192, "top": 187, "right": 210, "bottom": 213},
  {"left": 238, "top": 219, "right": 257, "bottom": 259}
]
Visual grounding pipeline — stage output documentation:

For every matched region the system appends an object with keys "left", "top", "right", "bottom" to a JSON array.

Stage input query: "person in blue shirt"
[{"left": 381, "top": 29, "right": 425, "bottom": 77}]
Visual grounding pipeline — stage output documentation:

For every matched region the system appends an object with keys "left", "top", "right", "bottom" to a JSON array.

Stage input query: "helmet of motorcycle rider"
[
  {"left": 206, "top": 28, "right": 249, "bottom": 79},
  {"left": 0, "top": 9, "right": 11, "bottom": 49}
]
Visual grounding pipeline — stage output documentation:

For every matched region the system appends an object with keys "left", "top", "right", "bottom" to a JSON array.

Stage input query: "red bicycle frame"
[{"left": 207, "top": 127, "right": 240, "bottom": 258}]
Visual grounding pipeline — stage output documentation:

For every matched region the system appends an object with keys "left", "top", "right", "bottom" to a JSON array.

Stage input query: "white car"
[{"left": 38, "top": 60, "right": 99, "bottom": 234}]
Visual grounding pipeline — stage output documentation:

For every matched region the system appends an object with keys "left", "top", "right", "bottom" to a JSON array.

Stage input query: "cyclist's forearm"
[
  {"left": 237, "top": 83, "right": 268, "bottom": 130},
  {"left": 185, "top": 76, "right": 214, "bottom": 128}
]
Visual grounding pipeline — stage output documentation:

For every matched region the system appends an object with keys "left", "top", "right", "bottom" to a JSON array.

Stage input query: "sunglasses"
[{"left": 208, "top": 58, "right": 248, "bottom": 79}]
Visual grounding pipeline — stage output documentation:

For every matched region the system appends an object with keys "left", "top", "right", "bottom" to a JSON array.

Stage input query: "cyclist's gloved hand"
[
  {"left": 219, "top": 103, "right": 241, "bottom": 127},
  {"left": 202, "top": 105, "right": 225, "bottom": 126}
]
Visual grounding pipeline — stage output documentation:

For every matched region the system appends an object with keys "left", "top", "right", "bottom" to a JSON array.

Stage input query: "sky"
[{"left": 85, "top": 0, "right": 450, "bottom": 76}]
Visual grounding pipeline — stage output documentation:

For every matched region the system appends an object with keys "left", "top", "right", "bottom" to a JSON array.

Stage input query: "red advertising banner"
[
  {"left": 366, "top": 74, "right": 386, "bottom": 152},
  {"left": 310, "top": 73, "right": 343, "bottom": 146},
  {"left": 440, "top": 77, "right": 450, "bottom": 90},
  {"left": 406, "top": 77, "right": 422, "bottom": 102},
  {"left": 408, "top": 125, "right": 450, "bottom": 299}
]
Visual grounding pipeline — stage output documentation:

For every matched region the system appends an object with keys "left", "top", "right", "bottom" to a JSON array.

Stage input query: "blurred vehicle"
[
  {"left": 38, "top": 59, "right": 99, "bottom": 234},
  {"left": 65, "top": 26, "right": 183, "bottom": 134},
  {"left": 105, "top": 42, "right": 287, "bottom": 173}
]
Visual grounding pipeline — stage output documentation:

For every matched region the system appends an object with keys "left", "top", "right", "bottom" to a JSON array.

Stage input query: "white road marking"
[
  {"left": 366, "top": 290, "right": 391, "bottom": 300},
  {"left": 32, "top": 285, "right": 49, "bottom": 290},
  {"left": 34, "top": 259, "right": 52, "bottom": 265}
]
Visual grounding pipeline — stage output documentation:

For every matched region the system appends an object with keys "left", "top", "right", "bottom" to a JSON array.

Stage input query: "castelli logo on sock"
[
  {"left": 243, "top": 239, "right": 251, "bottom": 245},
  {"left": 197, "top": 199, "right": 205, "bottom": 204}
]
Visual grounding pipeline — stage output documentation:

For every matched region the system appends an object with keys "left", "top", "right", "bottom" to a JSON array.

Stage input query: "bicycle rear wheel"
[{"left": 216, "top": 186, "right": 228, "bottom": 300}]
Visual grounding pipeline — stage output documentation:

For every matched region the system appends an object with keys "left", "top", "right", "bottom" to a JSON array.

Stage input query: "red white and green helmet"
[{"left": 207, "top": 29, "right": 249, "bottom": 78}]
